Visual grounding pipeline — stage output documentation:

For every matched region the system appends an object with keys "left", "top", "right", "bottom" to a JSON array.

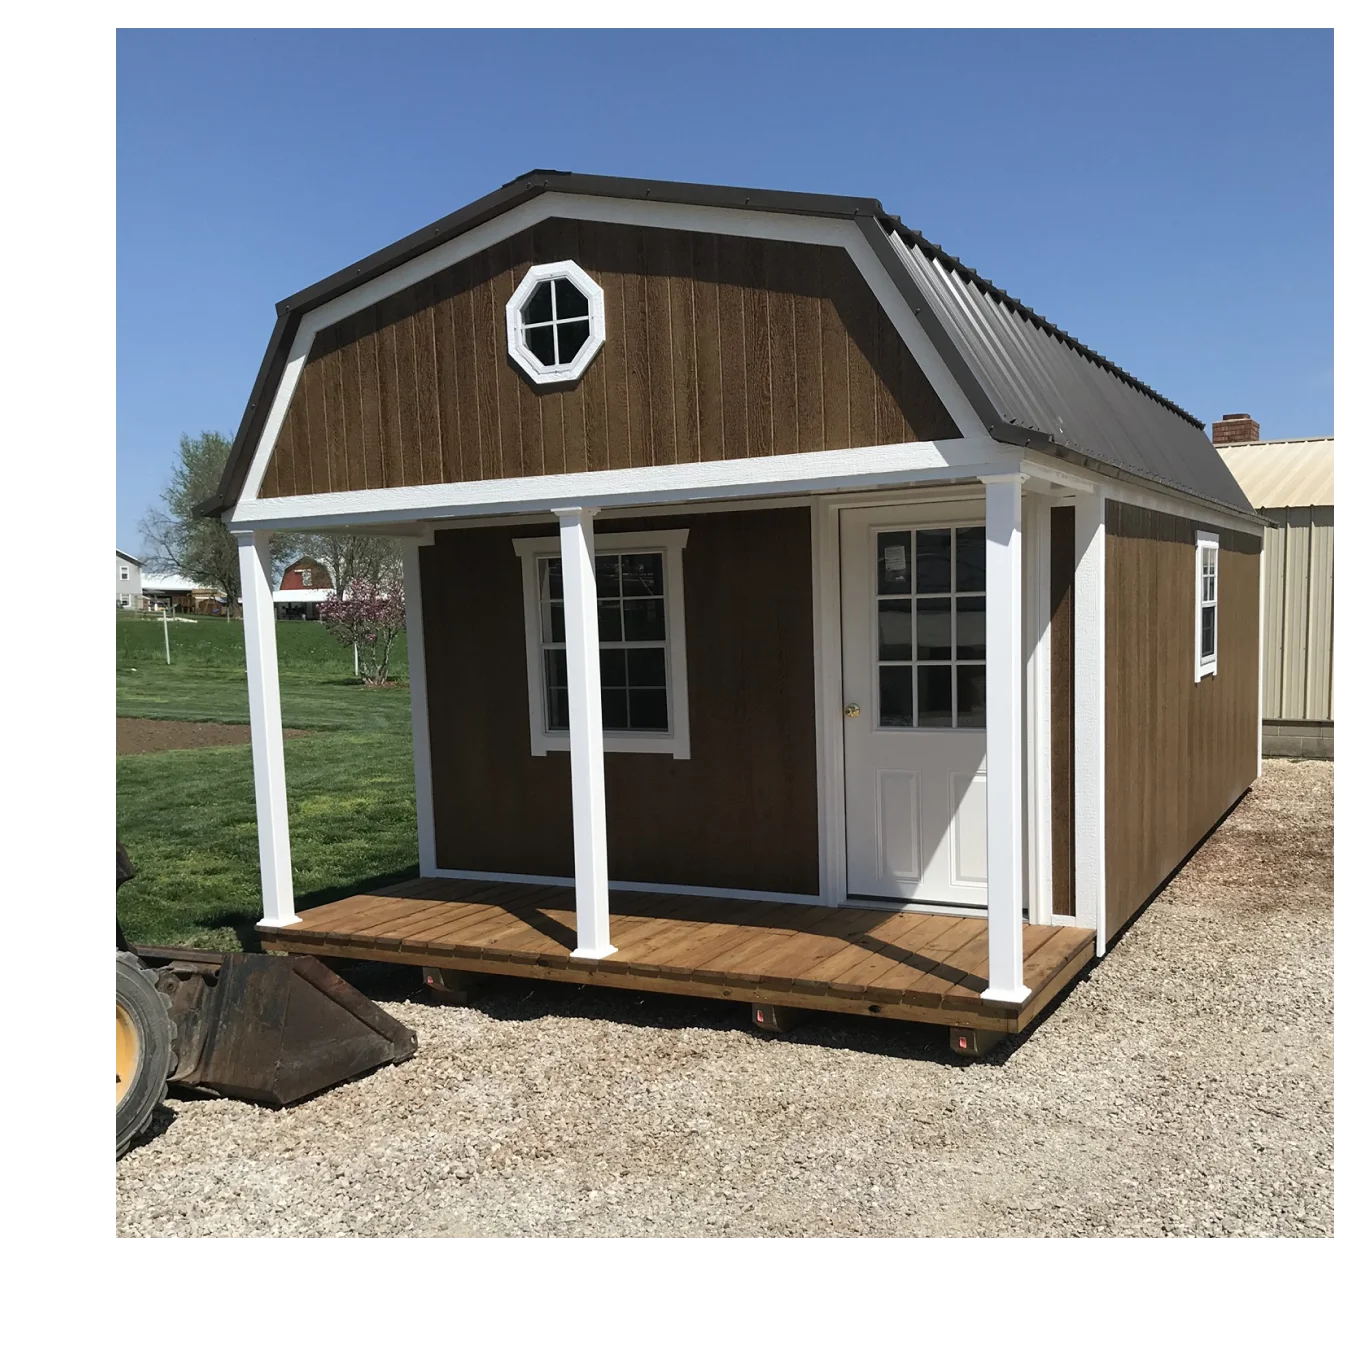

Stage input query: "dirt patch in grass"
[{"left": 117, "top": 718, "right": 311, "bottom": 755}]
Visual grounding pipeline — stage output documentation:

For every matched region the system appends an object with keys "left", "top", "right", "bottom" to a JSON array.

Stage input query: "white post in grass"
[
  {"left": 162, "top": 604, "right": 170, "bottom": 665},
  {"left": 981, "top": 473, "right": 1028, "bottom": 1003},
  {"left": 239, "top": 531, "right": 297, "bottom": 929},
  {"left": 554, "top": 505, "right": 614, "bottom": 959}
]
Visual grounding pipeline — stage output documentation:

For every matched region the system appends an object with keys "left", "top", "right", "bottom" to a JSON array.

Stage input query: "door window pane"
[
  {"left": 877, "top": 532, "right": 912, "bottom": 595},
  {"left": 879, "top": 666, "right": 914, "bottom": 727},
  {"left": 956, "top": 666, "right": 986, "bottom": 728},
  {"left": 955, "top": 596, "right": 986, "bottom": 660},
  {"left": 870, "top": 524, "right": 989, "bottom": 729},
  {"left": 917, "top": 665, "right": 953, "bottom": 727},
  {"left": 878, "top": 599, "right": 914, "bottom": 661},
  {"left": 915, "top": 598, "right": 951, "bottom": 661},
  {"left": 916, "top": 530, "right": 952, "bottom": 593}
]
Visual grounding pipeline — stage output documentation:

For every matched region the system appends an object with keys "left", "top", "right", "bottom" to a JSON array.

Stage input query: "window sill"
[{"left": 532, "top": 733, "right": 690, "bottom": 759}]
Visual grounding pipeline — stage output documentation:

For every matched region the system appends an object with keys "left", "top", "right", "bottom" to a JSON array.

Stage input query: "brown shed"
[{"left": 212, "top": 171, "right": 1264, "bottom": 1046}]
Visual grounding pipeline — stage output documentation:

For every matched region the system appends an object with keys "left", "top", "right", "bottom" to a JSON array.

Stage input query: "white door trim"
[
  {"left": 812, "top": 499, "right": 847, "bottom": 906},
  {"left": 980, "top": 474, "right": 1028, "bottom": 1002},
  {"left": 1024, "top": 495, "right": 1054, "bottom": 925}
]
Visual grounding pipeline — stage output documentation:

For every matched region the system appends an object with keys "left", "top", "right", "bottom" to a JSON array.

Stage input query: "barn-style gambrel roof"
[{"left": 204, "top": 170, "right": 1254, "bottom": 519}]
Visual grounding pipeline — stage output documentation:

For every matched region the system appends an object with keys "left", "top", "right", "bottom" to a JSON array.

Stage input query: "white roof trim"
[{"left": 233, "top": 192, "right": 988, "bottom": 510}]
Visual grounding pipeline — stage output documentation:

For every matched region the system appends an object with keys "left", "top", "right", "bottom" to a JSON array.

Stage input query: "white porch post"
[
  {"left": 238, "top": 531, "right": 297, "bottom": 928},
  {"left": 554, "top": 506, "right": 614, "bottom": 958},
  {"left": 401, "top": 538, "right": 437, "bottom": 876},
  {"left": 1073, "top": 487, "right": 1107, "bottom": 956},
  {"left": 981, "top": 474, "right": 1028, "bottom": 1002}
]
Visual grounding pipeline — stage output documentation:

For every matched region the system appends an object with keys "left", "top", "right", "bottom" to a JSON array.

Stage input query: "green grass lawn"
[
  {"left": 117, "top": 609, "right": 409, "bottom": 678},
  {"left": 116, "top": 618, "right": 418, "bottom": 950}
]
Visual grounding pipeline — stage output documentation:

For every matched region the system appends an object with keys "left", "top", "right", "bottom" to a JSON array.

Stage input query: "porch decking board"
[{"left": 261, "top": 879, "right": 1095, "bottom": 1033}]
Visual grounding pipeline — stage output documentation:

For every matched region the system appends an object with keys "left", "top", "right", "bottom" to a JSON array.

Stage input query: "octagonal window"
[{"left": 506, "top": 261, "right": 606, "bottom": 385}]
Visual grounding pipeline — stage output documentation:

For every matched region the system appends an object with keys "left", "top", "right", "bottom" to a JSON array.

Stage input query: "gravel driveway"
[{"left": 116, "top": 759, "right": 1332, "bottom": 1237}]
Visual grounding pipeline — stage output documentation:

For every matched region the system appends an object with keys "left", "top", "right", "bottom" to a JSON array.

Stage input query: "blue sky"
[{"left": 116, "top": 28, "right": 1333, "bottom": 555}]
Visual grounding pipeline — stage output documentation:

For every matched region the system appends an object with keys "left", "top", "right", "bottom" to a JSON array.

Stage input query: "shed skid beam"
[
  {"left": 239, "top": 531, "right": 298, "bottom": 928},
  {"left": 980, "top": 475, "right": 1028, "bottom": 1002},
  {"left": 555, "top": 506, "right": 615, "bottom": 959}
]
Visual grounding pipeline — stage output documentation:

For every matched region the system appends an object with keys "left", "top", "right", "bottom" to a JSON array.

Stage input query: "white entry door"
[{"left": 841, "top": 502, "right": 989, "bottom": 907}]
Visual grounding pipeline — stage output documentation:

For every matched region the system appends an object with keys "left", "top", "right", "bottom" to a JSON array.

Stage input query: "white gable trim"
[{"left": 234, "top": 192, "right": 990, "bottom": 507}]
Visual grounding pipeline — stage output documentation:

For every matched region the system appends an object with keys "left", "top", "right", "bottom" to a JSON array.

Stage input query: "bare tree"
[{"left": 141, "top": 432, "right": 292, "bottom": 610}]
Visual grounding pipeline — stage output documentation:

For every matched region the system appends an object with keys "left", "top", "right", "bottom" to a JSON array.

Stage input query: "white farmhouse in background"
[{"left": 116, "top": 550, "right": 143, "bottom": 609}]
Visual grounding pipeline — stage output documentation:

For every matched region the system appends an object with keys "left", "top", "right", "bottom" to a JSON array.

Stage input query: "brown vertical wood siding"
[
  {"left": 419, "top": 507, "right": 820, "bottom": 894},
  {"left": 260, "top": 220, "right": 959, "bottom": 497},
  {"left": 1049, "top": 506, "right": 1076, "bottom": 918},
  {"left": 1104, "top": 501, "right": 1261, "bottom": 938}
]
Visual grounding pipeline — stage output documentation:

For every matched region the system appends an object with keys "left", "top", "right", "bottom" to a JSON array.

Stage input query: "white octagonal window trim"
[{"left": 505, "top": 260, "right": 606, "bottom": 386}]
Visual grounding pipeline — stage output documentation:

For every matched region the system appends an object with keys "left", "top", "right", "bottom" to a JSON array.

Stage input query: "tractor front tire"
[{"left": 116, "top": 952, "right": 175, "bottom": 1159}]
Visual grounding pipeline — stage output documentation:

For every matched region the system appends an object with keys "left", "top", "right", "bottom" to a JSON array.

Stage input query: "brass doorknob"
[{"left": 844, "top": 703, "right": 861, "bottom": 718}]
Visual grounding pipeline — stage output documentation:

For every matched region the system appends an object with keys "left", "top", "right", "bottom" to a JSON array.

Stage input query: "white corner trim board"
[
  {"left": 232, "top": 191, "right": 991, "bottom": 508},
  {"left": 1073, "top": 488, "right": 1107, "bottom": 957},
  {"left": 227, "top": 438, "right": 1015, "bottom": 531},
  {"left": 513, "top": 528, "right": 691, "bottom": 759},
  {"left": 979, "top": 474, "right": 1029, "bottom": 1002}
]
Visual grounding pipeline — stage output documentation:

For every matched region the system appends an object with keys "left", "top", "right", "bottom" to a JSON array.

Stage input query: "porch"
[{"left": 260, "top": 879, "right": 1096, "bottom": 1034}]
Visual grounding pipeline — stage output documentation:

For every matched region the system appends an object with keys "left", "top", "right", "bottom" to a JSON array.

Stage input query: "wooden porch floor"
[{"left": 261, "top": 879, "right": 1096, "bottom": 1033}]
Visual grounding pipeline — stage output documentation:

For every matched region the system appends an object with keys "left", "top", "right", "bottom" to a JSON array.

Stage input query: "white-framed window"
[
  {"left": 505, "top": 260, "right": 606, "bottom": 386},
  {"left": 300, "top": 568, "right": 313, "bottom": 587},
  {"left": 513, "top": 529, "right": 690, "bottom": 758},
  {"left": 1195, "top": 530, "right": 1219, "bottom": 682},
  {"left": 120, "top": 565, "right": 130, "bottom": 581}
]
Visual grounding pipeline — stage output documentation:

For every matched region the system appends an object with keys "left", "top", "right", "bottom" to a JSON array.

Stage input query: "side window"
[{"left": 1195, "top": 531, "right": 1219, "bottom": 682}]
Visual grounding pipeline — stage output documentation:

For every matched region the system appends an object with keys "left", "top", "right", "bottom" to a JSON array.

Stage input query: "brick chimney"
[{"left": 1212, "top": 412, "right": 1261, "bottom": 445}]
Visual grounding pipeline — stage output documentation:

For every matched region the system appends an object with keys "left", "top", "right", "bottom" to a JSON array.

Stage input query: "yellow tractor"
[{"left": 116, "top": 845, "right": 417, "bottom": 1159}]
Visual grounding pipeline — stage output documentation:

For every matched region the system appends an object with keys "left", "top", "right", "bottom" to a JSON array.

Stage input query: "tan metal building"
[{"left": 1217, "top": 433, "right": 1333, "bottom": 758}]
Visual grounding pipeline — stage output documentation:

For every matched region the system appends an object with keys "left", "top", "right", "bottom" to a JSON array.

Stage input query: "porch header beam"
[{"left": 224, "top": 439, "right": 1016, "bottom": 534}]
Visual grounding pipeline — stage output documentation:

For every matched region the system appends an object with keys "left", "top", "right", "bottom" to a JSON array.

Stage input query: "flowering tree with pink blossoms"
[{"left": 319, "top": 579, "right": 406, "bottom": 686}]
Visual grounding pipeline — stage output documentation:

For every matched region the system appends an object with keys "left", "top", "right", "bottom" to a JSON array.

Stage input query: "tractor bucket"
[{"left": 131, "top": 947, "right": 417, "bottom": 1106}]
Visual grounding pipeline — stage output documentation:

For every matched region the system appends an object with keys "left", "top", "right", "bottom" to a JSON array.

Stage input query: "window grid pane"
[
  {"left": 540, "top": 550, "right": 669, "bottom": 735},
  {"left": 875, "top": 526, "right": 986, "bottom": 729}
]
